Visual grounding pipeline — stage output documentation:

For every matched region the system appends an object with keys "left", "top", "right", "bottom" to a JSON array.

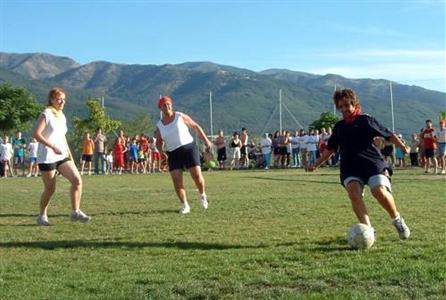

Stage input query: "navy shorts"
[
  {"left": 217, "top": 147, "right": 227, "bottom": 161},
  {"left": 82, "top": 154, "right": 93, "bottom": 162},
  {"left": 167, "top": 143, "right": 200, "bottom": 171}
]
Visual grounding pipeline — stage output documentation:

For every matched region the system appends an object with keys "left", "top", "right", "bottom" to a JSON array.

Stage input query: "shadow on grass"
[
  {"left": 0, "top": 213, "right": 67, "bottom": 218},
  {"left": 0, "top": 240, "right": 266, "bottom": 251},
  {"left": 0, "top": 209, "right": 178, "bottom": 223},
  {"left": 245, "top": 176, "right": 338, "bottom": 185},
  {"left": 90, "top": 209, "right": 179, "bottom": 217},
  {"left": 308, "top": 237, "right": 356, "bottom": 252}
]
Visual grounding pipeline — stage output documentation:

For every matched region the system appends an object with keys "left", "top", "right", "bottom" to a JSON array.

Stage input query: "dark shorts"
[
  {"left": 424, "top": 149, "right": 435, "bottom": 158},
  {"left": 382, "top": 145, "right": 393, "bottom": 157},
  {"left": 38, "top": 157, "right": 71, "bottom": 172},
  {"left": 273, "top": 147, "right": 281, "bottom": 155},
  {"left": 82, "top": 154, "right": 93, "bottom": 162},
  {"left": 240, "top": 145, "right": 248, "bottom": 156},
  {"left": 167, "top": 143, "right": 200, "bottom": 171},
  {"left": 14, "top": 156, "right": 25, "bottom": 165},
  {"left": 279, "top": 146, "right": 287, "bottom": 155},
  {"left": 217, "top": 147, "right": 227, "bottom": 161}
]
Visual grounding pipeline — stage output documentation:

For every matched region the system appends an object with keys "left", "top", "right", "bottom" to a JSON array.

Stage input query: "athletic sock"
[{"left": 391, "top": 213, "right": 401, "bottom": 222}]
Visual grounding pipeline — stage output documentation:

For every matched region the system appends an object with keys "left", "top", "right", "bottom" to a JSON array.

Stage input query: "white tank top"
[
  {"left": 37, "top": 108, "right": 70, "bottom": 163},
  {"left": 438, "top": 128, "right": 446, "bottom": 143},
  {"left": 157, "top": 112, "right": 194, "bottom": 152}
]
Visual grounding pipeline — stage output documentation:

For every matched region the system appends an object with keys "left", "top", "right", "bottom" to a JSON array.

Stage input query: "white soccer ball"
[{"left": 347, "top": 223, "right": 375, "bottom": 250}]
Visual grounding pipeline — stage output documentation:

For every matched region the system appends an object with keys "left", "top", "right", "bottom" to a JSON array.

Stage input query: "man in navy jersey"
[{"left": 308, "top": 88, "right": 410, "bottom": 241}]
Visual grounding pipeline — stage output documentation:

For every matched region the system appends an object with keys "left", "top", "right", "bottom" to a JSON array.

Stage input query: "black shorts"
[
  {"left": 217, "top": 147, "right": 227, "bottom": 161},
  {"left": 167, "top": 143, "right": 200, "bottom": 171},
  {"left": 424, "top": 149, "right": 435, "bottom": 158},
  {"left": 38, "top": 157, "right": 71, "bottom": 172},
  {"left": 82, "top": 154, "right": 93, "bottom": 162},
  {"left": 382, "top": 145, "right": 393, "bottom": 157},
  {"left": 273, "top": 147, "right": 281, "bottom": 155},
  {"left": 280, "top": 146, "right": 287, "bottom": 155},
  {"left": 240, "top": 145, "right": 248, "bottom": 156}
]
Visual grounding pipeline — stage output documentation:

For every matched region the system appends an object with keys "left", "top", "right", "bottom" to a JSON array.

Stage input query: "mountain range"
[{"left": 1, "top": 52, "right": 444, "bottom": 137}]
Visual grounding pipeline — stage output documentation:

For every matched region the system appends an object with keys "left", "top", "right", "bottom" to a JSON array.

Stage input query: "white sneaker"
[
  {"left": 199, "top": 194, "right": 208, "bottom": 209},
  {"left": 179, "top": 204, "right": 190, "bottom": 214},
  {"left": 37, "top": 215, "right": 50, "bottom": 226},
  {"left": 70, "top": 210, "right": 91, "bottom": 223},
  {"left": 392, "top": 216, "right": 410, "bottom": 240},
  {"left": 441, "top": 170, "right": 446, "bottom": 175},
  {"left": 26, "top": 173, "right": 32, "bottom": 178}
]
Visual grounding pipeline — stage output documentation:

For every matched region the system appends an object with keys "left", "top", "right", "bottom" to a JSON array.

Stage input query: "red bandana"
[{"left": 344, "top": 107, "right": 362, "bottom": 124}]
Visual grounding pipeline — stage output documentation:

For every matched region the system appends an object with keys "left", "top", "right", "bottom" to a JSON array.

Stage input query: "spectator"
[
  {"left": 80, "top": 132, "right": 95, "bottom": 175},
  {"left": 230, "top": 132, "right": 242, "bottom": 170},
  {"left": 215, "top": 130, "right": 227, "bottom": 169},
  {"left": 437, "top": 120, "right": 446, "bottom": 174},
  {"left": 12, "top": 131, "right": 26, "bottom": 176},
  {"left": 260, "top": 133, "right": 272, "bottom": 169},
  {"left": 93, "top": 127, "right": 107, "bottom": 175},
  {"left": 409, "top": 133, "right": 419, "bottom": 167},
  {"left": 421, "top": 119, "right": 438, "bottom": 174},
  {"left": 0, "top": 135, "right": 14, "bottom": 177},
  {"left": 27, "top": 137, "right": 39, "bottom": 177}
]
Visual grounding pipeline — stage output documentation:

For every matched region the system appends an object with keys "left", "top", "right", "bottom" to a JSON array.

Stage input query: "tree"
[
  {"left": 73, "top": 98, "right": 122, "bottom": 136},
  {"left": 121, "top": 114, "right": 155, "bottom": 137},
  {"left": 309, "top": 112, "right": 339, "bottom": 130},
  {"left": 440, "top": 111, "right": 446, "bottom": 122},
  {"left": 0, "top": 84, "right": 43, "bottom": 135},
  {"left": 71, "top": 98, "right": 122, "bottom": 159}
]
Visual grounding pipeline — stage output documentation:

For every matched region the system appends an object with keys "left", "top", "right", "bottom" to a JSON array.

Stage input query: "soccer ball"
[
  {"left": 347, "top": 223, "right": 375, "bottom": 250},
  {"left": 207, "top": 160, "right": 217, "bottom": 169}
]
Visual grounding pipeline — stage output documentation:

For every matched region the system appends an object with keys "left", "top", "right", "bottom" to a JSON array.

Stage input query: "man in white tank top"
[{"left": 155, "top": 96, "right": 212, "bottom": 214}]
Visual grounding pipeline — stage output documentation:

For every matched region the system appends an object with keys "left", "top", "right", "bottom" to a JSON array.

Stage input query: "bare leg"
[
  {"left": 39, "top": 170, "right": 57, "bottom": 216},
  {"left": 345, "top": 181, "right": 371, "bottom": 226},
  {"left": 57, "top": 161, "right": 82, "bottom": 211},
  {"left": 370, "top": 186, "right": 398, "bottom": 218},
  {"left": 169, "top": 169, "right": 187, "bottom": 204},
  {"left": 189, "top": 166, "right": 205, "bottom": 194}
]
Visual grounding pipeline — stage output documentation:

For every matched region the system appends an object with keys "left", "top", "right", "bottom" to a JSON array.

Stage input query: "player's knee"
[
  {"left": 371, "top": 185, "right": 387, "bottom": 198},
  {"left": 71, "top": 175, "right": 82, "bottom": 188}
]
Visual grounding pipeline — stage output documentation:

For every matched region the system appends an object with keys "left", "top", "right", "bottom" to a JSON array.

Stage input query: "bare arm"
[
  {"left": 181, "top": 113, "right": 212, "bottom": 150},
  {"left": 388, "top": 134, "right": 410, "bottom": 154},
  {"left": 155, "top": 128, "right": 164, "bottom": 156},
  {"left": 306, "top": 148, "right": 336, "bottom": 171},
  {"left": 32, "top": 114, "right": 62, "bottom": 155}
]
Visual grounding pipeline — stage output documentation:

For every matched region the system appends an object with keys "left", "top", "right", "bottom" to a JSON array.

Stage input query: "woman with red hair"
[
  {"left": 155, "top": 96, "right": 212, "bottom": 214},
  {"left": 33, "top": 87, "right": 91, "bottom": 225}
]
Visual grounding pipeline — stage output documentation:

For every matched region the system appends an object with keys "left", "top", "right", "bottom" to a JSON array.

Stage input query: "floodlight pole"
[
  {"left": 279, "top": 89, "right": 282, "bottom": 132},
  {"left": 209, "top": 91, "right": 214, "bottom": 142},
  {"left": 389, "top": 81, "right": 395, "bottom": 132}
]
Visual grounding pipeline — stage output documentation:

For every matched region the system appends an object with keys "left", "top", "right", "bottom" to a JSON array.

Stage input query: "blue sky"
[{"left": 1, "top": 0, "right": 445, "bottom": 92}]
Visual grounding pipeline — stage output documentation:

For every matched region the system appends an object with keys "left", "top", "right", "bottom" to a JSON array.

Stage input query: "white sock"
[
  {"left": 200, "top": 193, "right": 206, "bottom": 197},
  {"left": 391, "top": 213, "right": 401, "bottom": 222},
  {"left": 183, "top": 201, "right": 189, "bottom": 207}
]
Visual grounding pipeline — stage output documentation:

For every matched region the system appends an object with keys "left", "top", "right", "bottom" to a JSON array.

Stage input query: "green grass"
[{"left": 0, "top": 168, "right": 445, "bottom": 299}]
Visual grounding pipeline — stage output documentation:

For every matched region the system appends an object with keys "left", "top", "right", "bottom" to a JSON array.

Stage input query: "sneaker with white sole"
[
  {"left": 179, "top": 204, "right": 190, "bottom": 214},
  {"left": 199, "top": 194, "right": 208, "bottom": 209},
  {"left": 70, "top": 210, "right": 91, "bottom": 223},
  {"left": 392, "top": 216, "right": 410, "bottom": 239},
  {"left": 37, "top": 215, "right": 50, "bottom": 226}
]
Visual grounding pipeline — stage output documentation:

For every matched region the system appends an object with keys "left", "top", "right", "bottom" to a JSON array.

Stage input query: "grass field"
[{"left": 0, "top": 168, "right": 445, "bottom": 299}]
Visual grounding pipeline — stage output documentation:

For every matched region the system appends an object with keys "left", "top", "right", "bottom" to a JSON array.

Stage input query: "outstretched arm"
[
  {"left": 306, "top": 148, "right": 335, "bottom": 171},
  {"left": 181, "top": 113, "right": 212, "bottom": 150},
  {"left": 388, "top": 134, "right": 410, "bottom": 154}
]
